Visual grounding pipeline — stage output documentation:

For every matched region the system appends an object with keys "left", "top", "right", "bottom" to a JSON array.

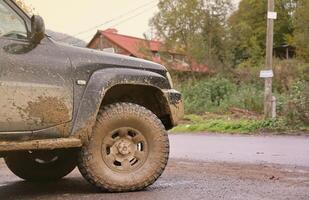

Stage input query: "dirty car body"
[
  {"left": 0, "top": 0, "right": 184, "bottom": 190},
  {"left": 0, "top": 0, "right": 183, "bottom": 145}
]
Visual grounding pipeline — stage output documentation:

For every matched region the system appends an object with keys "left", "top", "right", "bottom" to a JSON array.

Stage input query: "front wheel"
[{"left": 78, "top": 103, "right": 169, "bottom": 192}]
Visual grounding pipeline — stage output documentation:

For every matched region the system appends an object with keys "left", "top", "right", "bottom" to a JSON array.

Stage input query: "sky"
[{"left": 24, "top": 0, "right": 240, "bottom": 43}]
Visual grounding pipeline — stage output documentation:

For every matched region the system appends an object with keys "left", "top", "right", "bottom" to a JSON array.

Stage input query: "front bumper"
[{"left": 163, "top": 89, "right": 184, "bottom": 127}]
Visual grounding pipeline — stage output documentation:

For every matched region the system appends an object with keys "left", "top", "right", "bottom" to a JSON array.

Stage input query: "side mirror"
[{"left": 31, "top": 15, "right": 45, "bottom": 44}]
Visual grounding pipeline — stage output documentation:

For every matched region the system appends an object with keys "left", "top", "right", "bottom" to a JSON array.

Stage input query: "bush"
[
  {"left": 273, "top": 59, "right": 309, "bottom": 93},
  {"left": 284, "top": 80, "right": 309, "bottom": 125},
  {"left": 180, "top": 77, "right": 234, "bottom": 114},
  {"left": 232, "top": 59, "right": 308, "bottom": 93},
  {"left": 180, "top": 77, "right": 264, "bottom": 114},
  {"left": 221, "top": 85, "right": 264, "bottom": 113}
]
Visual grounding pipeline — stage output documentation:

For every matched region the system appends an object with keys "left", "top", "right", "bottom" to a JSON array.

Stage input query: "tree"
[
  {"left": 150, "top": 0, "right": 232, "bottom": 69},
  {"left": 13, "top": 0, "right": 34, "bottom": 16},
  {"left": 228, "top": 0, "right": 295, "bottom": 66},
  {"left": 293, "top": 0, "right": 309, "bottom": 61}
]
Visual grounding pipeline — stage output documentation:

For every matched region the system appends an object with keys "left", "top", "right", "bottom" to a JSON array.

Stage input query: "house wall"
[
  {"left": 87, "top": 33, "right": 209, "bottom": 73},
  {"left": 88, "top": 36, "right": 131, "bottom": 56}
]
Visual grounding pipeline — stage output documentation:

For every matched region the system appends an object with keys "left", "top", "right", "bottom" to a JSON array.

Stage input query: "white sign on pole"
[
  {"left": 267, "top": 12, "right": 277, "bottom": 19},
  {"left": 260, "top": 70, "right": 274, "bottom": 78}
]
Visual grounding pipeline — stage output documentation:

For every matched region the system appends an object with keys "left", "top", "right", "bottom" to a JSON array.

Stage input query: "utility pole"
[{"left": 262, "top": 0, "right": 276, "bottom": 119}]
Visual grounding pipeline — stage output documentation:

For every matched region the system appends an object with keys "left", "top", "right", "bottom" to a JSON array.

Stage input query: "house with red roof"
[{"left": 87, "top": 29, "right": 209, "bottom": 73}]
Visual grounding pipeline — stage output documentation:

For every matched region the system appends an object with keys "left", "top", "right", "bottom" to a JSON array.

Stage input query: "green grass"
[
  {"left": 172, "top": 119, "right": 262, "bottom": 134},
  {"left": 171, "top": 115, "right": 309, "bottom": 134}
]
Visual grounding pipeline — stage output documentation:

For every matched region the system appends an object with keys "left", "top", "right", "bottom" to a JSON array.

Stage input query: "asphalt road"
[
  {"left": 0, "top": 134, "right": 309, "bottom": 200},
  {"left": 170, "top": 134, "right": 309, "bottom": 167}
]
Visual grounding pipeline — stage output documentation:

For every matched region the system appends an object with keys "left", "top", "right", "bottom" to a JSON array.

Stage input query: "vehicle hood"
[{"left": 55, "top": 41, "right": 167, "bottom": 75}]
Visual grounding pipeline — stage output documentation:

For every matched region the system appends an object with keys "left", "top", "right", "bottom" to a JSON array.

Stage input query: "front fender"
[{"left": 71, "top": 68, "right": 169, "bottom": 141}]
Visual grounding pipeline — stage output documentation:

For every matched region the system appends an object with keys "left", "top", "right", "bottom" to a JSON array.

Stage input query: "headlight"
[{"left": 166, "top": 71, "right": 174, "bottom": 88}]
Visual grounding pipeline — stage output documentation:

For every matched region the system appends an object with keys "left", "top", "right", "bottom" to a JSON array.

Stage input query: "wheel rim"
[
  {"left": 101, "top": 127, "right": 148, "bottom": 173},
  {"left": 28, "top": 151, "right": 59, "bottom": 164}
]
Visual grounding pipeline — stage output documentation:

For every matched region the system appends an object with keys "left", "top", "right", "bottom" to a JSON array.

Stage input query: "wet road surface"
[
  {"left": 0, "top": 134, "right": 309, "bottom": 200},
  {"left": 170, "top": 134, "right": 309, "bottom": 167}
]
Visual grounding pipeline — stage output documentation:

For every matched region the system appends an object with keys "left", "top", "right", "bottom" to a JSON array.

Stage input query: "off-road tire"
[
  {"left": 77, "top": 103, "right": 169, "bottom": 192},
  {"left": 5, "top": 149, "right": 77, "bottom": 181}
]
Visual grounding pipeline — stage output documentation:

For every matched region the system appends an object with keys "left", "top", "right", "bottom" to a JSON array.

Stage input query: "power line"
[
  {"left": 112, "top": 6, "right": 156, "bottom": 28},
  {"left": 72, "top": 5, "right": 156, "bottom": 45},
  {"left": 71, "top": 5, "right": 157, "bottom": 45},
  {"left": 60, "top": 0, "right": 157, "bottom": 41}
]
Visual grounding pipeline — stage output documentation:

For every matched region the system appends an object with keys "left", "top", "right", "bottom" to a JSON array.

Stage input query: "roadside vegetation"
[
  {"left": 172, "top": 114, "right": 308, "bottom": 134},
  {"left": 171, "top": 60, "right": 309, "bottom": 133},
  {"left": 150, "top": 0, "right": 309, "bottom": 134},
  {"left": 173, "top": 61, "right": 309, "bottom": 134}
]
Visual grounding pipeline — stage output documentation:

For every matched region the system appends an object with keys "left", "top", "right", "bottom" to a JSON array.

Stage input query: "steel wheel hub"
[
  {"left": 101, "top": 127, "right": 148, "bottom": 172},
  {"left": 116, "top": 139, "right": 132, "bottom": 155}
]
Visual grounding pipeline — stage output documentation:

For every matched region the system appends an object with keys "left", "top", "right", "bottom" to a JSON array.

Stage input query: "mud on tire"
[
  {"left": 5, "top": 149, "right": 78, "bottom": 181},
  {"left": 77, "top": 103, "right": 169, "bottom": 192}
]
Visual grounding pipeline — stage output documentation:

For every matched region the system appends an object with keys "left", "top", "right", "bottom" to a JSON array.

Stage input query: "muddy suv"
[{"left": 0, "top": 0, "right": 183, "bottom": 192}]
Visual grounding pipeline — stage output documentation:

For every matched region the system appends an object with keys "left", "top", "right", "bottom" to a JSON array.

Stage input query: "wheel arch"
[
  {"left": 71, "top": 68, "right": 171, "bottom": 142},
  {"left": 101, "top": 84, "right": 173, "bottom": 129}
]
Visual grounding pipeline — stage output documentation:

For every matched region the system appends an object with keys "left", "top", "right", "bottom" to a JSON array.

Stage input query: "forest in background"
[{"left": 150, "top": 0, "right": 308, "bottom": 132}]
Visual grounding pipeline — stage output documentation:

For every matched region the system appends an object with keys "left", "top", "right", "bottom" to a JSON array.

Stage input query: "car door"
[{"left": 0, "top": 0, "right": 73, "bottom": 132}]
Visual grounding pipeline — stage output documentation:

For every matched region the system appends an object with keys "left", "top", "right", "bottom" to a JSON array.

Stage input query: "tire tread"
[{"left": 77, "top": 103, "right": 169, "bottom": 192}]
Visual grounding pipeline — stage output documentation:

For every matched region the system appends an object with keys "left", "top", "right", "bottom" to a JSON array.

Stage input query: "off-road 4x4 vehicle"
[{"left": 0, "top": 0, "right": 183, "bottom": 192}]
